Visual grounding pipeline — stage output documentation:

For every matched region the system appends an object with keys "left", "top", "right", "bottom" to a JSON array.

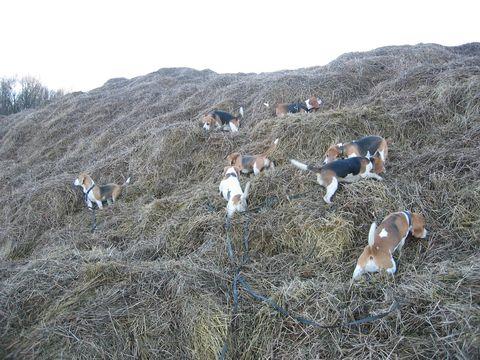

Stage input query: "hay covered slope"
[{"left": 1, "top": 43, "right": 479, "bottom": 359}]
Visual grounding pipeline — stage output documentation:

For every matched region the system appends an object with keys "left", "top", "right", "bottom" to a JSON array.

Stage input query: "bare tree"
[
  {"left": 0, "top": 78, "right": 17, "bottom": 115},
  {"left": 0, "top": 76, "right": 64, "bottom": 115}
]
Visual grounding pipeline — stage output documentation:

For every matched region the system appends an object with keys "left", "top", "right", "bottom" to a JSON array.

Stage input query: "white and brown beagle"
[
  {"left": 264, "top": 96, "right": 322, "bottom": 117},
  {"left": 290, "top": 154, "right": 384, "bottom": 204},
  {"left": 74, "top": 173, "right": 130, "bottom": 209},
  {"left": 352, "top": 211, "right": 428, "bottom": 280},
  {"left": 226, "top": 138, "right": 279, "bottom": 176},
  {"left": 323, "top": 135, "right": 388, "bottom": 164},
  {"left": 202, "top": 107, "right": 244, "bottom": 132},
  {"left": 219, "top": 166, "right": 251, "bottom": 218}
]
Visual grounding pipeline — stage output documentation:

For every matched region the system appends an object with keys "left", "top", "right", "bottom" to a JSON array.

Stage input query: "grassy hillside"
[{"left": 1, "top": 43, "right": 479, "bottom": 359}]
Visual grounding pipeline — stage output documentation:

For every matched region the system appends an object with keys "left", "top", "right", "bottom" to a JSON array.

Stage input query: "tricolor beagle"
[
  {"left": 219, "top": 166, "right": 251, "bottom": 218},
  {"left": 226, "top": 138, "right": 279, "bottom": 176},
  {"left": 323, "top": 135, "right": 388, "bottom": 164},
  {"left": 290, "top": 154, "right": 384, "bottom": 204},
  {"left": 352, "top": 211, "right": 428, "bottom": 280},
  {"left": 74, "top": 173, "right": 130, "bottom": 209},
  {"left": 264, "top": 96, "right": 322, "bottom": 117},
  {"left": 202, "top": 107, "right": 244, "bottom": 132}
]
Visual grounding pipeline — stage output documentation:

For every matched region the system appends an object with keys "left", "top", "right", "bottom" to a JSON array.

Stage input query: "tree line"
[{"left": 0, "top": 76, "right": 64, "bottom": 115}]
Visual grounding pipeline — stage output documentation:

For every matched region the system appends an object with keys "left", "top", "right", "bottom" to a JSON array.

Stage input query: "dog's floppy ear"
[
  {"left": 411, "top": 212, "right": 427, "bottom": 238},
  {"left": 226, "top": 153, "right": 240, "bottom": 164}
]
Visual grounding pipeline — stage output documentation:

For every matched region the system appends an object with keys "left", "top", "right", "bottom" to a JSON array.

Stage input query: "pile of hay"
[{"left": 1, "top": 43, "right": 479, "bottom": 359}]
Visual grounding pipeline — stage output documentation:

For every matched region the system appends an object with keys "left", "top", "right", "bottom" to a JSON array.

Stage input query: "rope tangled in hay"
[{"left": 219, "top": 210, "right": 400, "bottom": 360}]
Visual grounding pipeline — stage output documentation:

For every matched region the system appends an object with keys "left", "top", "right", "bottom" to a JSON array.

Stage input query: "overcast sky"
[{"left": 1, "top": 0, "right": 478, "bottom": 92}]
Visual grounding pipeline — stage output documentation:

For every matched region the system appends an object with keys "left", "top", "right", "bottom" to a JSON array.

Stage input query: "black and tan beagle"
[
  {"left": 226, "top": 139, "right": 279, "bottom": 175},
  {"left": 290, "top": 154, "right": 384, "bottom": 203},
  {"left": 353, "top": 211, "right": 428, "bottom": 280},
  {"left": 264, "top": 96, "right": 322, "bottom": 117},
  {"left": 323, "top": 135, "right": 388, "bottom": 164},
  {"left": 74, "top": 173, "right": 130, "bottom": 209},
  {"left": 202, "top": 107, "right": 244, "bottom": 132}
]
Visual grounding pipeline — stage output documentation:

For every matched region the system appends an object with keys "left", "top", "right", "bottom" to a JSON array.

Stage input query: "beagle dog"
[
  {"left": 290, "top": 154, "right": 384, "bottom": 204},
  {"left": 74, "top": 173, "right": 130, "bottom": 209},
  {"left": 323, "top": 135, "right": 388, "bottom": 164},
  {"left": 264, "top": 96, "right": 322, "bottom": 117},
  {"left": 226, "top": 138, "right": 279, "bottom": 175},
  {"left": 202, "top": 107, "right": 244, "bottom": 132},
  {"left": 352, "top": 211, "right": 428, "bottom": 280},
  {"left": 219, "top": 166, "right": 251, "bottom": 218}
]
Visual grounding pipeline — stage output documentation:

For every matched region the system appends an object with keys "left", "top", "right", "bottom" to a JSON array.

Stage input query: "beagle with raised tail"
[
  {"left": 219, "top": 166, "right": 251, "bottom": 218},
  {"left": 264, "top": 96, "right": 322, "bottom": 117},
  {"left": 323, "top": 135, "right": 388, "bottom": 164},
  {"left": 74, "top": 173, "right": 130, "bottom": 209},
  {"left": 352, "top": 211, "right": 428, "bottom": 280},
  {"left": 202, "top": 107, "right": 244, "bottom": 132},
  {"left": 290, "top": 154, "right": 384, "bottom": 203},
  {"left": 226, "top": 138, "right": 279, "bottom": 175}
]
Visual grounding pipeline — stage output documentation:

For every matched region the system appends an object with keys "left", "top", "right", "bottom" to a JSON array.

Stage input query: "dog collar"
[
  {"left": 225, "top": 172, "right": 237, "bottom": 178},
  {"left": 84, "top": 184, "right": 95, "bottom": 202},
  {"left": 402, "top": 211, "right": 413, "bottom": 233}
]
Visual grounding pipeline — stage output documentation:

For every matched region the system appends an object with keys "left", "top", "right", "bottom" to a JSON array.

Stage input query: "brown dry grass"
[{"left": 0, "top": 43, "right": 479, "bottom": 359}]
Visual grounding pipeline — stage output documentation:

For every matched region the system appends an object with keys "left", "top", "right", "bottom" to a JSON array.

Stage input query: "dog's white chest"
[{"left": 365, "top": 259, "right": 379, "bottom": 273}]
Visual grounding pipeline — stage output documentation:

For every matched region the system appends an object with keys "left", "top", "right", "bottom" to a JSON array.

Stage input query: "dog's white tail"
[
  {"left": 290, "top": 159, "right": 309, "bottom": 171},
  {"left": 239, "top": 106, "right": 244, "bottom": 118},
  {"left": 123, "top": 177, "right": 131, "bottom": 186},
  {"left": 368, "top": 222, "right": 377, "bottom": 246},
  {"left": 242, "top": 182, "right": 251, "bottom": 201}
]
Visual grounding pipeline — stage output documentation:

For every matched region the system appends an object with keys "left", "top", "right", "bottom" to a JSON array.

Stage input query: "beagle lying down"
[
  {"left": 264, "top": 96, "right": 322, "bottom": 117},
  {"left": 323, "top": 135, "right": 388, "bottom": 164},
  {"left": 219, "top": 166, "right": 251, "bottom": 218},
  {"left": 290, "top": 154, "right": 384, "bottom": 203},
  {"left": 226, "top": 139, "right": 279, "bottom": 175},
  {"left": 74, "top": 173, "right": 130, "bottom": 209},
  {"left": 202, "top": 107, "right": 244, "bottom": 132},
  {"left": 353, "top": 211, "right": 428, "bottom": 280}
]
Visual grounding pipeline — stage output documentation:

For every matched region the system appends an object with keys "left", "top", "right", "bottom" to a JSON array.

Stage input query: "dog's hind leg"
[{"left": 323, "top": 177, "right": 338, "bottom": 204}]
